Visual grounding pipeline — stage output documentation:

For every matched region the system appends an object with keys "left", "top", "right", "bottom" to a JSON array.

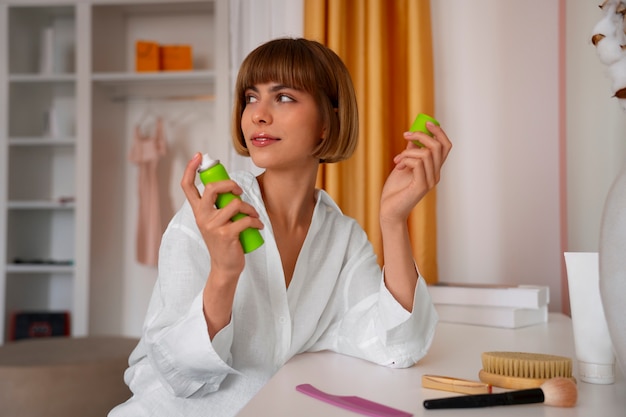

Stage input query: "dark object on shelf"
[
  {"left": 9, "top": 311, "right": 71, "bottom": 340},
  {"left": 12, "top": 258, "right": 74, "bottom": 266}
]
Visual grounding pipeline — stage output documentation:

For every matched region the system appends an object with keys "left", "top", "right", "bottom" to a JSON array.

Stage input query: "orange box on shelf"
[
  {"left": 160, "top": 45, "right": 193, "bottom": 71},
  {"left": 136, "top": 40, "right": 160, "bottom": 72}
]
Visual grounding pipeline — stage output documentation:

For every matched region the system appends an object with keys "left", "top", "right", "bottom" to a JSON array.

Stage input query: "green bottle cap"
[{"left": 409, "top": 113, "right": 440, "bottom": 147}]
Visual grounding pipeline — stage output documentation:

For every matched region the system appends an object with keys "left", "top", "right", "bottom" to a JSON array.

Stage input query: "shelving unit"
[
  {"left": 0, "top": 0, "right": 230, "bottom": 343},
  {"left": 0, "top": 3, "right": 78, "bottom": 344}
]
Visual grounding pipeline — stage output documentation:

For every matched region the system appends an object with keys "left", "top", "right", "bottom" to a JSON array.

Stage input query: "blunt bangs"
[{"left": 236, "top": 39, "right": 336, "bottom": 104}]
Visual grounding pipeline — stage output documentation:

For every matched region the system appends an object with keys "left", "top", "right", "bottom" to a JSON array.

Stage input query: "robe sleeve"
[
  {"left": 311, "top": 224, "right": 438, "bottom": 369},
  {"left": 137, "top": 203, "right": 240, "bottom": 398}
]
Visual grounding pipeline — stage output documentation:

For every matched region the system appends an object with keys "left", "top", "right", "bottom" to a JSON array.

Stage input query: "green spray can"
[{"left": 197, "top": 153, "right": 264, "bottom": 253}]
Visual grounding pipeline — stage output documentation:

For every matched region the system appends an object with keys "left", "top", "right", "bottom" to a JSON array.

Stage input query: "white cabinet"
[
  {"left": 0, "top": 0, "right": 229, "bottom": 343},
  {"left": 0, "top": 3, "right": 80, "bottom": 344}
]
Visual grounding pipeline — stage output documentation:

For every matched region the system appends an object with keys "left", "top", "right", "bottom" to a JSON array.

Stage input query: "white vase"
[{"left": 599, "top": 164, "right": 626, "bottom": 375}]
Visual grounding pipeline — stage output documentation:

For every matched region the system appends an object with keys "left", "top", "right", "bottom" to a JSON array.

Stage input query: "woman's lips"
[{"left": 250, "top": 134, "right": 279, "bottom": 147}]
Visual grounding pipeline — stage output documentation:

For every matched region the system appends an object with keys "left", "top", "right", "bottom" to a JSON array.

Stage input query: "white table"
[{"left": 236, "top": 313, "right": 625, "bottom": 416}]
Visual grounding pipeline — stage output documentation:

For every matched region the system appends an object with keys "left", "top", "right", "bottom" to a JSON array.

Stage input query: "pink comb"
[{"left": 296, "top": 384, "right": 412, "bottom": 417}]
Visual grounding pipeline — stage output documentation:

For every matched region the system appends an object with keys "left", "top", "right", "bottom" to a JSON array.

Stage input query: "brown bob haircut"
[{"left": 231, "top": 38, "right": 359, "bottom": 163}]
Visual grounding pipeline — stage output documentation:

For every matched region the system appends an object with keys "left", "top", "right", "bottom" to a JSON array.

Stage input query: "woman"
[{"left": 110, "top": 37, "right": 452, "bottom": 417}]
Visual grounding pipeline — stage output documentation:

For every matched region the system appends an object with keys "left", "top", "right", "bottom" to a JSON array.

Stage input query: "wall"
[
  {"left": 432, "top": 0, "right": 626, "bottom": 314},
  {"left": 432, "top": 0, "right": 563, "bottom": 311},
  {"left": 566, "top": 1, "right": 626, "bottom": 253},
  {"left": 92, "top": 0, "right": 626, "bottom": 337}
]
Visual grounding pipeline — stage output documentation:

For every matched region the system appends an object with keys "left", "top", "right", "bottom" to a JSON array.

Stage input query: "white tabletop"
[{"left": 236, "top": 313, "right": 625, "bottom": 416}]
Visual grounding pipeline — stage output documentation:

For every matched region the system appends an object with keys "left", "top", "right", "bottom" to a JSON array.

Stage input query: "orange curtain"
[{"left": 305, "top": 0, "right": 439, "bottom": 283}]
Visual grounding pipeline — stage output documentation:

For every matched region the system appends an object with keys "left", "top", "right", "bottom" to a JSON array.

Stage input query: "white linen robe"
[{"left": 109, "top": 171, "right": 438, "bottom": 417}]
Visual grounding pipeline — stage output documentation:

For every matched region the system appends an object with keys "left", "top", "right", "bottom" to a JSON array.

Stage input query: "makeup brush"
[{"left": 423, "top": 377, "right": 577, "bottom": 409}]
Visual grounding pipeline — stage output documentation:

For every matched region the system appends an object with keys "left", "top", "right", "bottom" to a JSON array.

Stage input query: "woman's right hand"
[
  {"left": 182, "top": 153, "right": 264, "bottom": 338},
  {"left": 181, "top": 153, "right": 264, "bottom": 280}
]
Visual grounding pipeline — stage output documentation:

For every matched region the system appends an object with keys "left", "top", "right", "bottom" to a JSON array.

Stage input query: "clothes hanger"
[{"left": 136, "top": 99, "right": 160, "bottom": 138}]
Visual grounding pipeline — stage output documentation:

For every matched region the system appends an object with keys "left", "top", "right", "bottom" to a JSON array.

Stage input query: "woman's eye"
[
  {"left": 278, "top": 94, "right": 294, "bottom": 103},
  {"left": 245, "top": 95, "right": 258, "bottom": 104}
]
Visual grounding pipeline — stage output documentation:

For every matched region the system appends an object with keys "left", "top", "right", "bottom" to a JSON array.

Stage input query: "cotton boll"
[
  {"left": 608, "top": 56, "right": 626, "bottom": 91},
  {"left": 591, "top": 4, "right": 625, "bottom": 64},
  {"left": 593, "top": 0, "right": 626, "bottom": 110},
  {"left": 592, "top": 3, "right": 619, "bottom": 37},
  {"left": 596, "top": 36, "right": 625, "bottom": 65}
]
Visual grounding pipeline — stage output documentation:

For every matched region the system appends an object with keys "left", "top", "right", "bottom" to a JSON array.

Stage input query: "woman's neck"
[
  {"left": 257, "top": 169, "right": 318, "bottom": 230},
  {"left": 257, "top": 167, "right": 319, "bottom": 287}
]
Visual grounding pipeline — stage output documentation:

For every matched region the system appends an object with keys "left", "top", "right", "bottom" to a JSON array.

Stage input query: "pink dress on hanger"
[{"left": 128, "top": 116, "right": 167, "bottom": 267}]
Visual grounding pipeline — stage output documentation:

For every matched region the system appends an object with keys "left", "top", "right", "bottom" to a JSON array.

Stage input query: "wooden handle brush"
[
  {"left": 479, "top": 351, "right": 575, "bottom": 389},
  {"left": 423, "top": 377, "right": 577, "bottom": 409}
]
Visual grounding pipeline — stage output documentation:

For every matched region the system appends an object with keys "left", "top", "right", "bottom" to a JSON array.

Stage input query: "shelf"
[
  {"left": 9, "top": 137, "right": 75, "bottom": 146},
  {"left": 8, "top": 146, "right": 75, "bottom": 202},
  {"left": 94, "top": 1, "right": 215, "bottom": 16},
  {"left": 8, "top": 5, "right": 75, "bottom": 75},
  {"left": 92, "top": 70, "right": 215, "bottom": 100},
  {"left": 92, "top": 70, "right": 213, "bottom": 83},
  {"left": 91, "top": 2, "right": 215, "bottom": 75},
  {"left": 5, "top": 210, "right": 75, "bottom": 272},
  {"left": 9, "top": 74, "right": 76, "bottom": 83},
  {"left": 5, "top": 264, "right": 74, "bottom": 274},
  {"left": 8, "top": 82, "right": 76, "bottom": 138},
  {"left": 7, "top": 200, "right": 75, "bottom": 210}
]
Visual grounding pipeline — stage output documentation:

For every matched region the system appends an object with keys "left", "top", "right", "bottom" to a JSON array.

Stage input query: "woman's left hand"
[{"left": 380, "top": 122, "right": 452, "bottom": 224}]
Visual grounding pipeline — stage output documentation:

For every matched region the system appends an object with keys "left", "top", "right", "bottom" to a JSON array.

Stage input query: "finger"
[
  {"left": 406, "top": 123, "right": 451, "bottom": 155},
  {"left": 403, "top": 131, "right": 431, "bottom": 150},
  {"left": 181, "top": 152, "right": 203, "bottom": 202},
  {"left": 427, "top": 123, "right": 453, "bottom": 162},
  {"left": 201, "top": 179, "right": 244, "bottom": 200},
  {"left": 408, "top": 154, "right": 437, "bottom": 188},
  {"left": 211, "top": 216, "right": 264, "bottom": 252},
  {"left": 425, "top": 121, "right": 441, "bottom": 136},
  {"left": 210, "top": 208, "right": 264, "bottom": 236},
  {"left": 393, "top": 146, "right": 429, "bottom": 168},
  {"left": 199, "top": 181, "right": 245, "bottom": 219},
  {"left": 196, "top": 199, "right": 263, "bottom": 245},
  {"left": 403, "top": 128, "right": 450, "bottom": 170},
  {"left": 211, "top": 197, "right": 262, "bottom": 222},
  {"left": 403, "top": 130, "right": 441, "bottom": 150},
  {"left": 231, "top": 214, "right": 265, "bottom": 232}
]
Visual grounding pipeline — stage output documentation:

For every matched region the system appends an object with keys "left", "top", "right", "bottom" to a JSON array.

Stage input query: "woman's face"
[{"left": 241, "top": 82, "right": 324, "bottom": 171}]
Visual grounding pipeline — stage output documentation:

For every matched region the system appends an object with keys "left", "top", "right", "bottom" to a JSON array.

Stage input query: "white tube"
[{"left": 564, "top": 252, "right": 615, "bottom": 384}]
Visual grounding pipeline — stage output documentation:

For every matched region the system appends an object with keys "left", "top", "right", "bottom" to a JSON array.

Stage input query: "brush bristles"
[
  {"left": 482, "top": 352, "right": 573, "bottom": 379},
  {"left": 541, "top": 378, "right": 578, "bottom": 408}
]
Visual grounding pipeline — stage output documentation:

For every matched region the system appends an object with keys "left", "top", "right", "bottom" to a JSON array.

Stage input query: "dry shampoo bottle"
[{"left": 197, "top": 153, "right": 264, "bottom": 253}]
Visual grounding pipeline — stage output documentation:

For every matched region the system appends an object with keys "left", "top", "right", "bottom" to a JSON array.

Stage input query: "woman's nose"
[{"left": 252, "top": 101, "right": 272, "bottom": 125}]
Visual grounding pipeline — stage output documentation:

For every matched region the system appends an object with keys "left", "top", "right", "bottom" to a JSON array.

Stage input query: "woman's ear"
[{"left": 320, "top": 123, "right": 330, "bottom": 142}]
